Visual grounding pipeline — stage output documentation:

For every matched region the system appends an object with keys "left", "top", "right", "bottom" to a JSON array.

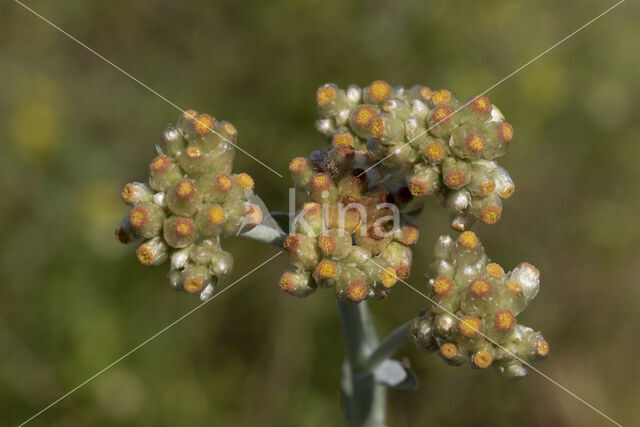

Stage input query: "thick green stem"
[{"left": 338, "top": 301, "right": 387, "bottom": 427}]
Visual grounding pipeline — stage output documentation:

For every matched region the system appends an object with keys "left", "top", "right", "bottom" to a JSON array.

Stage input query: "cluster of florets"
[
  {"left": 281, "top": 151, "right": 418, "bottom": 303},
  {"left": 115, "top": 110, "right": 263, "bottom": 300},
  {"left": 314, "top": 81, "right": 515, "bottom": 231},
  {"left": 408, "top": 231, "right": 548, "bottom": 377}
]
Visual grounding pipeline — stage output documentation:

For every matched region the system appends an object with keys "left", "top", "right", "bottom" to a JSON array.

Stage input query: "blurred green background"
[{"left": 1, "top": 0, "right": 638, "bottom": 425}]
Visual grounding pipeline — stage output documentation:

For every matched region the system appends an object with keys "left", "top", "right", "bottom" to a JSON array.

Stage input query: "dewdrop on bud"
[
  {"left": 136, "top": 236, "right": 168, "bottom": 266},
  {"left": 279, "top": 270, "right": 317, "bottom": 298},
  {"left": 122, "top": 182, "right": 154, "bottom": 205},
  {"left": 450, "top": 212, "right": 476, "bottom": 232}
]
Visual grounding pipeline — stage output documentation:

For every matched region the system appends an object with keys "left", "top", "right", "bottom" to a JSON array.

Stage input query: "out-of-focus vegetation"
[{"left": 1, "top": 1, "right": 638, "bottom": 426}]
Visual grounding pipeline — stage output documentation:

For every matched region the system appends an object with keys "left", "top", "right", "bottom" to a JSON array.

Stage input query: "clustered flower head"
[
  {"left": 314, "top": 81, "right": 515, "bottom": 231},
  {"left": 115, "top": 110, "right": 263, "bottom": 300},
  {"left": 281, "top": 152, "right": 419, "bottom": 303},
  {"left": 408, "top": 231, "right": 548, "bottom": 377}
]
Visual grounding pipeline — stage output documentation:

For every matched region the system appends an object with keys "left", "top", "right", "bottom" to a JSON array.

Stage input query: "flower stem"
[{"left": 338, "top": 301, "right": 388, "bottom": 427}]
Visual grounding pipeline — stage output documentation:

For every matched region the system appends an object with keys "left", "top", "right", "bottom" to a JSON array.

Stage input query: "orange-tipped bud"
[
  {"left": 494, "top": 309, "right": 515, "bottom": 331},
  {"left": 215, "top": 173, "right": 234, "bottom": 193},
  {"left": 244, "top": 204, "right": 262, "bottom": 226},
  {"left": 332, "top": 132, "right": 355, "bottom": 147},
  {"left": 236, "top": 173, "right": 254, "bottom": 190},
  {"left": 480, "top": 205, "right": 502, "bottom": 225},
  {"left": 466, "top": 133, "right": 486, "bottom": 154},
  {"left": 458, "top": 315, "right": 482, "bottom": 338},
  {"left": 458, "top": 231, "right": 479, "bottom": 249},
  {"left": 346, "top": 279, "right": 368, "bottom": 302},
  {"left": 486, "top": 263, "right": 505, "bottom": 279},
  {"left": 193, "top": 114, "right": 215, "bottom": 135},
  {"left": 176, "top": 179, "right": 197, "bottom": 200},
  {"left": 432, "top": 89, "right": 452, "bottom": 105},
  {"left": 471, "top": 96, "right": 492, "bottom": 115},
  {"left": 149, "top": 155, "right": 172, "bottom": 174},
  {"left": 380, "top": 268, "right": 397, "bottom": 288},
  {"left": 432, "top": 276, "right": 454, "bottom": 297},
  {"left": 472, "top": 350, "right": 493, "bottom": 368},
  {"left": 311, "top": 173, "right": 332, "bottom": 192},
  {"left": 129, "top": 206, "right": 149, "bottom": 229},
  {"left": 317, "top": 259, "right": 338, "bottom": 279},
  {"left": 469, "top": 278, "right": 492, "bottom": 298},
  {"left": 444, "top": 168, "right": 467, "bottom": 188},
  {"left": 424, "top": 140, "right": 445, "bottom": 163},
  {"left": 535, "top": 339, "right": 550, "bottom": 357},
  {"left": 316, "top": 84, "right": 337, "bottom": 106},
  {"left": 497, "top": 122, "right": 514, "bottom": 143},
  {"left": 367, "top": 80, "right": 392, "bottom": 103},
  {"left": 440, "top": 343, "right": 458, "bottom": 360}
]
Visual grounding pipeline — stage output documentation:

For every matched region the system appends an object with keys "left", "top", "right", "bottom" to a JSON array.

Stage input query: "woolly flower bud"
[
  {"left": 363, "top": 80, "right": 393, "bottom": 104},
  {"left": 136, "top": 236, "right": 169, "bottom": 266},
  {"left": 116, "top": 111, "right": 260, "bottom": 298},
  {"left": 129, "top": 202, "right": 165, "bottom": 238},
  {"left": 122, "top": 182, "right": 153, "bottom": 205},
  {"left": 280, "top": 270, "right": 317, "bottom": 297},
  {"left": 149, "top": 155, "right": 182, "bottom": 191},
  {"left": 409, "top": 233, "right": 548, "bottom": 377}
]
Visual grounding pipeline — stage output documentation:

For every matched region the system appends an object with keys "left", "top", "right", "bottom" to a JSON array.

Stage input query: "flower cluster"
[
  {"left": 115, "top": 110, "right": 262, "bottom": 300},
  {"left": 314, "top": 81, "right": 515, "bottom": 231},
  {"left": 408, "top": 231, "right": 548, "bottom": 377},
  {"left": 281, "top": 152, "right": 418, "bottom": 303}
]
